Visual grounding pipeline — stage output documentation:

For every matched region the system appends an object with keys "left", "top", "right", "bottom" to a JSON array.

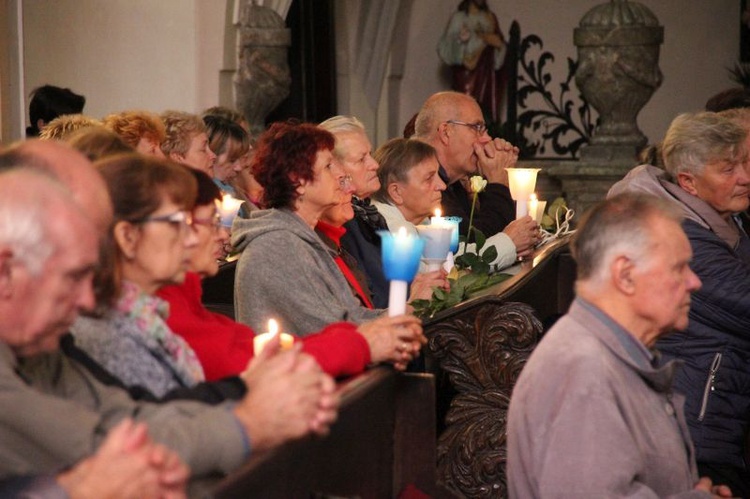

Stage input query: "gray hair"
[
  {"left": 572, "top": 192, "right": 683, "bottom": 285},
  {"left": 319, "top": 115, "right": 365, "bottom": 135},
  {"left": 318, "top": 115, "right": 366, "bottom": 160},
  {"left": 662, "top": 112, "right": 747, "bottom": 177},
  {"left": 0, "top": 170, "right": 70, "bottom": 275},
  {"left": 371, "top": 138, "right": 437, "bottom": 204}
]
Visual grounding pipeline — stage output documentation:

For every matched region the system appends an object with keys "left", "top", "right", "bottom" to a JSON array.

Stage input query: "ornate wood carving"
[{"left": 427, "top": 302, "right": 543, "bottom": 498}]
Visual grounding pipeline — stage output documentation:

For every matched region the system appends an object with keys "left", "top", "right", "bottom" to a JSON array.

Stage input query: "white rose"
[{"left": 469, "top": 175, "right": 487, "bottom": 194}]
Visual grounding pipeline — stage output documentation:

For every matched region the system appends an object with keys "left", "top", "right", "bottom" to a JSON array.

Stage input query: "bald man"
[{"left": 414, "top": 91, "right": 540, "bottom": 262}]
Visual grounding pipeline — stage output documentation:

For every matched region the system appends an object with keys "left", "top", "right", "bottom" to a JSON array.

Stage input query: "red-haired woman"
[
  {"left": 232, "top": 122, "right": 424, "bottom": 364},
  {"left": 159, "top": 169, "right": 424, "bottom": 379}
]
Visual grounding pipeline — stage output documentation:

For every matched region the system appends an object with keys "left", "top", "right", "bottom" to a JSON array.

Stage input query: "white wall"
[
  {"left": 14, "top": 0, "right": 743, "bottom": 149},
  {"left": 21, "top": 0, "right": 227, "bottom": 127}
]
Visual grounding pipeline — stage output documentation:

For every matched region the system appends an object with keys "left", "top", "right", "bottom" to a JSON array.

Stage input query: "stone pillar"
[
  {"left": 234, "top": 2, "right": 292, "bottom": 136},
  {"left": 548, "top": 0, "right": 664, "bottom": 218}
]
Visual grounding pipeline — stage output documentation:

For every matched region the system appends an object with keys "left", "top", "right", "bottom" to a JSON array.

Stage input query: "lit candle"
[
  {"left": 430, "top": 208, "right": 444, "bottom": 225},
  {"left": 218, "top": 193, "right": 244, "bottom": 227},
  {"left": 535, "top": 200, "right": 547, "bottom": 224},
  {"left": 507, "top": 168, "right": 541, "bottom": 219},
  {"left": 253, "top": 318, "right": 295, "bottom": 355},
  {"left": 379, "top": 227, "right": 424, "bottom": 317},
  {"left": 431, "top": 210, "right": 461, "bottom": 255},
  {"left": 416, "top": 225, "right": 454, "bottom": 272},
  {"left": 443, "top": 216, "right": 462, "bottom": 254},
  {"left": 529, "top": 193, "right": 539, "bottom": 223}
]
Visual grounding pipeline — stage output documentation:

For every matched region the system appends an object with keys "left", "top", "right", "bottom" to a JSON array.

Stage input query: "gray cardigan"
[
  {"left": 507, "top": 299, "right": 706, "bottom": 498},
  {"left": 232, "top": 208, "right": 382, "bottom": 336}
]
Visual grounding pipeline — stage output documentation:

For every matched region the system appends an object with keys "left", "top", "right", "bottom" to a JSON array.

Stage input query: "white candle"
[
  {"left": 253, "top": 318, "right": 294, "bottom": 355},
  {"left": 218, "top": 193, "right": 244, "bottom": 227},
  {"left": 388, "top": 280, "right": 408, "bottom": 317},
  {"left": 430, "top": 208, "right": 444, "bottom": 226},
  {"left": 535, "top": 200, "right": 547, "bottom": 224},
  {"left": 507, "top": 168, "right": 541, "bottom": 219},
  {"left": 529, "top": 193, "right": 539, "bottom": 222}
]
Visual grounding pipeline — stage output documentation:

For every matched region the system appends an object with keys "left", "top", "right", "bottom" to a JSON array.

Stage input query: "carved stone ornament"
[
  {"left": 234, "top": 1, "right": 292, "bottom": 136},
  {"left": 427, "top": 302, "right": 543, "bottom": 498},
  {"left": 574, "top": 0, "right": 664, "bottom": 162}
]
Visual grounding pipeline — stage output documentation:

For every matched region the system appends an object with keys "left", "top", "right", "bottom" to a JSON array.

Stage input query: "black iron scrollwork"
[{"left": 505, "top": 22, "right": 596, "bottom": 159}]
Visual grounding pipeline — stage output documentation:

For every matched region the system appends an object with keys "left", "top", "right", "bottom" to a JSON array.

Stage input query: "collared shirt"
[{"left": 577, "top": 297, "right": 655, "bottom": 370}]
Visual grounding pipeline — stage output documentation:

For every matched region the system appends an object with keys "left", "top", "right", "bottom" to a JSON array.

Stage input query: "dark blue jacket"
[
  {"left": 340, "top": 213, "right": 389, "bottom": 309},
  {"left": 657, "top": 219, "right": 750, "bottom": 469}
]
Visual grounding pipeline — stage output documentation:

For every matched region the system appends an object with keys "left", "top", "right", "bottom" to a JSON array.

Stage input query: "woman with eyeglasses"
[
  {"left": 158, "top": 168, "right": 427, "bottom": 379},
  {"left": 71, "top": 154, "right": 205, "bottom": 397},
  {"left": 232, "top": 121, "right": 426, "bottom": 365}
]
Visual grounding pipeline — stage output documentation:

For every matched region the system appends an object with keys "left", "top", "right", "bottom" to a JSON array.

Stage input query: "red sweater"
[
  {"left": 157, "top": 273, "right": 372, "bottom": 381},
  {"left": 316, "top": 221, "right": 374, "bottom": 309}
]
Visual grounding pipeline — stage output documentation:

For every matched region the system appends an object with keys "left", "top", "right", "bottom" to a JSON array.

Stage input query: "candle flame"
[
  {"left": 434, "top": 208, "right": 442, "bottom": 218},
  {"left": 397, "top": 226, "right": 408, "bottom": 238},
  {"left": 221, "top": 193, "right": 242, "bottom": 210},
  {"left": 529, "top": 193, "right": 538, "bottom": 202},
  {"left": 267, "top": 318, "right": 279, "bottom": 335}
]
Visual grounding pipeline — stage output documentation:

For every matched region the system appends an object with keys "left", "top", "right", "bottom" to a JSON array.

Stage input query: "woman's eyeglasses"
[
  {"left": 132, "top": 211, "right": 194, "bottom": 233},
  {"left": 192, "top": 211, "right": 223, "bottom": 230}
]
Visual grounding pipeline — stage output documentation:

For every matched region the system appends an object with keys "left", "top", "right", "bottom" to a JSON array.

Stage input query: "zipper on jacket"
[{"left": 698, "top": 352, "right": 722, "bottom": 422}]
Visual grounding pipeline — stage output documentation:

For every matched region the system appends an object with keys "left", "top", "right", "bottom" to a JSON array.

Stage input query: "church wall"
[{"left": 12, "top": 0, "right": 742, "bottom": 149}]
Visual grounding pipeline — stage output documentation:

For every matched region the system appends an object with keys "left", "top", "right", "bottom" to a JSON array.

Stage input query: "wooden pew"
[
  {"left": 201, "top": 237, "right": 574, "bottom": 498},
  {"left": 422, "top": 236, "right": 575, "bottom": 498},
  {"left": 210, "top": 368, "right": 450, "bottom": 498}
]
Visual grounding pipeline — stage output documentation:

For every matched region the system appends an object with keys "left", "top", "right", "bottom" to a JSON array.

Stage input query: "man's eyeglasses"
[
  {"left": 192, "top": 211, "right": 223, "bottom": 230},
  {"left": 132, "top": 211, "right": 193, "bottom": 233},
  {"left": 446, "top": 120, "right": 487, "bottom": 136}
]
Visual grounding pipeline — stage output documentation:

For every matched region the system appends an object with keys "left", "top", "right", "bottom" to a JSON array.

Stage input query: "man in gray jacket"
[
  {"left": 507, "top": 193, "right": 731, "bottom": 497},
  {"left": 0, "top": 143, "right": 338, "bottom": 481}
]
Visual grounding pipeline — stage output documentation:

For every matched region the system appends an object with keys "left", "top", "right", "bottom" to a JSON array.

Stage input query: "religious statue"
[{"left": 438, "top": 0, "right": 508, "bottom": 122}]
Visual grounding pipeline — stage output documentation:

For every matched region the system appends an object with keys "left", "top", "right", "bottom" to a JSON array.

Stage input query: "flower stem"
[{"left": 467, "top": 191, "right": 478, "bottom": 243}]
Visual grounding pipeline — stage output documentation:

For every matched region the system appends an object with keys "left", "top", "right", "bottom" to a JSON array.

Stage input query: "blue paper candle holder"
[
  {"left": 378, "top": 230, "right": 424, "bottom": 282},
  {"left": 443, "top": 216, "right": 462, "bottom": 253}
]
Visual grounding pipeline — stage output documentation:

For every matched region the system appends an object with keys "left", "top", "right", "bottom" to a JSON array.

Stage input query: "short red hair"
[{"left": 252, "top": 121, "right": 335, "bottom": 209}]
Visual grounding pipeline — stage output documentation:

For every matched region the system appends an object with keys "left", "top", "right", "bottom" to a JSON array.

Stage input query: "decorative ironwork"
[
  {"left": 427, "top": 302, "right": 543, "bottom": 498},
  {"left": 504, "top": 22, "right": 595, "bottom": 160}
]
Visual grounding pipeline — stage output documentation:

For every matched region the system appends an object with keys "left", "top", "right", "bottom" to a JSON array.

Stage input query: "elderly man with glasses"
[{"left": 413, "top": 91, "right": 540, "bottom": 263}]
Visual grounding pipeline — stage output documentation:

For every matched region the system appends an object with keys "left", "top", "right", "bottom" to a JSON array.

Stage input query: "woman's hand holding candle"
[
  {"left": 356, "top": 314, "right": 425, "bottom": 371},
  {"left": 253, "top": 318, "right": 295, "bottom": 356}
]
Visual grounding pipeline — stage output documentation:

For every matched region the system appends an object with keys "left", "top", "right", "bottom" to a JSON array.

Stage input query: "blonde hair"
[
  {"left": 39, "top": 114, "right": 103, "bottom": 141},
  {"left": 160, "top": 110, "right": 206, "bottom": 157}
]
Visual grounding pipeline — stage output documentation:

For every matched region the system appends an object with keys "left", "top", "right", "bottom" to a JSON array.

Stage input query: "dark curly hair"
[{"left": 251, "top": 121, "right": 335, "bottom": 209}]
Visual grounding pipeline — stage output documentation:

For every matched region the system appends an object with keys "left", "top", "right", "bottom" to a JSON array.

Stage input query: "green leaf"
[
  {"left": 472, "top": 260, "right": 490, "bottom": 276},
  {"left": 480, "top": 245, "right": 498, "bottom": 264},
  {"left": 473, "top": 228, "right": 487, "bottom": 250},
  {"left": 454, "top": 254, "right": 471, "bottom": 269}
]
